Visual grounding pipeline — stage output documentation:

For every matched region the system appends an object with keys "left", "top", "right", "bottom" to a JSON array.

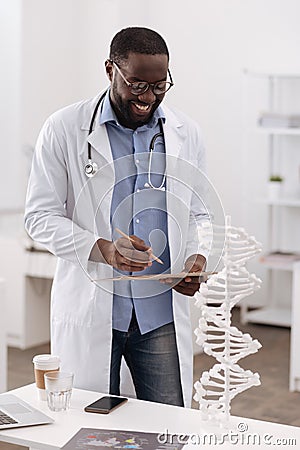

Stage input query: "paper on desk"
[
  {"left": 93, "top": 271, "right": 217, "bottom": 282},
  {"left": 62, "top": 428, "right": 186, "bottom": 450}
]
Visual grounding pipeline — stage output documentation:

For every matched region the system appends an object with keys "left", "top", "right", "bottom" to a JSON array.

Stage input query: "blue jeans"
[{"left": 110, "top": 311, "right": 184, "bottom": 406}]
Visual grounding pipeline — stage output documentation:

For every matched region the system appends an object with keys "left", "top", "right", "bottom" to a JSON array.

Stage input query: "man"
[{"left": 25, "top": 27, "right": 209, "bottom": 407}]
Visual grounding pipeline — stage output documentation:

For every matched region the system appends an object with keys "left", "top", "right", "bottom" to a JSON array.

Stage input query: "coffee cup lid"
[{"left": 32, "top": 354, "right": 60, "bottom": 369}]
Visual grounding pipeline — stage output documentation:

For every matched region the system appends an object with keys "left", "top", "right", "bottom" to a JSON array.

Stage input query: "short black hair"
[{"left": 109, "top": 27, "right": 169, "bottom": 64}]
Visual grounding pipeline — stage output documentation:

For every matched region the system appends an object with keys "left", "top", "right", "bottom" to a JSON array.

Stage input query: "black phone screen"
[{"left": 84, "top": 396, "right": 128, "bottom": 414}]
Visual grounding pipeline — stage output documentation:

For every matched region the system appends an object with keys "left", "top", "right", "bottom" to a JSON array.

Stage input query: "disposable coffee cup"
[{"left": 32, "top": 354, "right": 60, "bottom": 401}]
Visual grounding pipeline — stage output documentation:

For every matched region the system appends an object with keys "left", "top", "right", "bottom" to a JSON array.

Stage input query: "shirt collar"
[{"left": 99, "top": 89, "right": 165, "bottom": 130}]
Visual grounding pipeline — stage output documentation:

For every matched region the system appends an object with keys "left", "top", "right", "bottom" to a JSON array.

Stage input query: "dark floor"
[{"left": 1, "top": 308, "right": 300, "bottom": 449}]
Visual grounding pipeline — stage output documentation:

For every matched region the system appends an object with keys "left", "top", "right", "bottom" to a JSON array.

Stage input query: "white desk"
[{"left": 0, "top": 384, "right": 300, "bottom": 450}]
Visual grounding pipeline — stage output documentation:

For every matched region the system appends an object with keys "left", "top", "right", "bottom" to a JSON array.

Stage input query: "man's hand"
[
  {"left": 96, "top": 235, "right": 152, "bottom": 272},
  {"left": 161, "top": 254, "right": 206, "bottom": 297}
]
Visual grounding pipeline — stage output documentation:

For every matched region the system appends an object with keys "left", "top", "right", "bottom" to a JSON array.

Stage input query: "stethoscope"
[
  {"left": 84, "top": 91, "right": 166, "bottom": 190},
  {"left": 84, "top": 92, "right": 106, "bottom": 178}
]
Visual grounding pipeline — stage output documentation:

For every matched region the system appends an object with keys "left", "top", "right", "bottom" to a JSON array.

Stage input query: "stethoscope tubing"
[
  {"left": 85, "top": 91, "right": 166, "bottom": 190},
  {"left": 87, "top": 91, "right": 107, "bottom": 161},
  {"left": 148, "top": 119, "right": 166, "bottom": 190}
]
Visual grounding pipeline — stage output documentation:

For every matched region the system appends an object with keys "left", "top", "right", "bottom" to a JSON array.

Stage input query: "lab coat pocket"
[{"left": 51, "top": 259, "right": 97, "bottom": 327}]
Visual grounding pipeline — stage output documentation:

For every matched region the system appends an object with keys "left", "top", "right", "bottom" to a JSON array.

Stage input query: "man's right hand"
[{"left": 96, "top": 236, "right": 152, "bottom": 272}]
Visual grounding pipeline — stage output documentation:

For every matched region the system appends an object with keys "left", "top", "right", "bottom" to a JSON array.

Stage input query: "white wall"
[
  {"left": 21, "top": 0, "right": 121, "bottom": 142},
  {"left": 116, "top": 1, "right": 300, "bottom": 308},
  {"left": 0, "top": 0, "right": 299, "bottom": 357},
  {"left": 134, "top": 0, "right": 300, "bottom": 224},
  {"left": 0, "top": 0, "right": 123, "bottom": 214},
  {"left": 0, "top": 0, "right": 22, "bottom": 211},
  {"left": 1, "top": 0, "right": 300, "bottom": 284},
  {"left": 3, "top": 0, "right": 300, "bottom": 216}
]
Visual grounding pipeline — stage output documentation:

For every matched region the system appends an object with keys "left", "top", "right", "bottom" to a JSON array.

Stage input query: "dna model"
[{"left": 193, "top": 216, "right": 262, "bottom": 424}]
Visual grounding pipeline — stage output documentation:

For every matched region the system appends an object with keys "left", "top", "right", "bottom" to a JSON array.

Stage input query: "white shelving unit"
[
  {"left": 0, "top": 212, "right": 57, "bottom": 349},
  {"left": 256, "top": 127, "right": 300, "bottom": 136},
  {"left": 290, "top": 261, "right": 300, "bottom": 391},
  {"left": 244, "top": 305, "right": 291, "bottom": 328},
  {"left": 242, "top": 70, "right": 300, "bottom": 327},
  {"left": 256, "top": 198, "right": 300, "bottom": 207},
  {"left": 241, "top": 70, "right": 300, "bottom": 391}
]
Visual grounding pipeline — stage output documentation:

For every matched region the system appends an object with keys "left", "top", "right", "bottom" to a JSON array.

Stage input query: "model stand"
[{"left": 194, "top": 216, "right": 262, "bottom": 425}]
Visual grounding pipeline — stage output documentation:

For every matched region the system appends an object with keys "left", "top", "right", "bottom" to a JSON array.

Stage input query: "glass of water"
[{"left": 44, "top": 371, "right": 74, "bottom": 412}]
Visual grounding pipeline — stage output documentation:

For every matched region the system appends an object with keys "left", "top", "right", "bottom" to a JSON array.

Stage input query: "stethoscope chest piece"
[{"left": 84, "top": 160, "right": 98, "bottom": 178}]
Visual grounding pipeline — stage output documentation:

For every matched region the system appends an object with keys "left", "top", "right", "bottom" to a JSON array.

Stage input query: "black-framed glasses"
[{"left": 111, "top": 60, "right": 174, "bottom": 95}]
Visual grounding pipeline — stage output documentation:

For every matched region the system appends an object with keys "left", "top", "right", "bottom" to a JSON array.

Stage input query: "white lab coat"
[{"left": 25, "top": 93, "right": 208, "bottom": 407}]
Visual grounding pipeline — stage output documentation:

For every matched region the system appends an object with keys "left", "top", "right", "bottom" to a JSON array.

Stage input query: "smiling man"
[
  {"left": 107, "top": 54, "right": 170, "bottom": 128},
  {"left": 25, "top": 27, "right": 209, "bottom": 408}
]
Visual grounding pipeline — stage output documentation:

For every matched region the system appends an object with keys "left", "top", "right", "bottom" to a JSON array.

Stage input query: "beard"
[{"left": 110, "top": 84, "right": 161, "bottom": 129}]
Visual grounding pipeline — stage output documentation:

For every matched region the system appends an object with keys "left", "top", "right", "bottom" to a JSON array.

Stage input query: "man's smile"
[{"left": 132, "top": 102, "right": 151, "bottom": 111}]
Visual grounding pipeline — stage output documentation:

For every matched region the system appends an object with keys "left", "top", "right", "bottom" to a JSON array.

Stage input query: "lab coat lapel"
[
  {"left": 82, "top": 123, "right": 115, "bottom": 238},
  {"left": 86, "top": 124, "right": 113, "bottom": 166},
  {"left": 163, "top": 108, "right": 193, "bottom": 407},
  {"left": 163, "top": 106, "right": 184, "bottom": 165},
  {"left": 163, "top": 107, "right": 188, "bottom": 272},
  {"left": 80, "top": 90, "right": 113, "bottom": 166}
]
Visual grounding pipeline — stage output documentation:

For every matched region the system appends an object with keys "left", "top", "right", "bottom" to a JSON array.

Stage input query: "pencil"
[{"left": 115, "top": 228, "right": 164, "bottom": 265}]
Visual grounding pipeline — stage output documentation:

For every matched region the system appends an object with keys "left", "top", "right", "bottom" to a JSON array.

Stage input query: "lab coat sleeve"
[{"left": 24, "top": 117, "right": 98, "bottom": 269}]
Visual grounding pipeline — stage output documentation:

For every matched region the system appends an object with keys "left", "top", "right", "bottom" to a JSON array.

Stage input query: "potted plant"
[{"left": 268, "top": 174, "right": 283, "bottom": 200}]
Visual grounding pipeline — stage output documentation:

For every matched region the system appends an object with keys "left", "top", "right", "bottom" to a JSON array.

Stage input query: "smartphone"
[{"left": 84, "top": 396, "right": 128, "bottom": 414}]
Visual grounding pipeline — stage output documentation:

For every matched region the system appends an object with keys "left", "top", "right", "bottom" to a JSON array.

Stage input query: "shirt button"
[
  {"left": 136, "top": 159, "right": 140, "bottom": 164},
  {"left": 136, "top": 219, "right": 140, "bottom": 224}
]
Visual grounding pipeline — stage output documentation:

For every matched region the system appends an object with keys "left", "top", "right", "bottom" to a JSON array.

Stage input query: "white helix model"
[{"left": 193, "top": 216, "right": 262, "bottom": 425}]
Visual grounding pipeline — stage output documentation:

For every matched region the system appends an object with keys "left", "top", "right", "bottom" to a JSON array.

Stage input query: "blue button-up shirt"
[{"left": 100, "top": 91, "right": 173, "bottom": 334}]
